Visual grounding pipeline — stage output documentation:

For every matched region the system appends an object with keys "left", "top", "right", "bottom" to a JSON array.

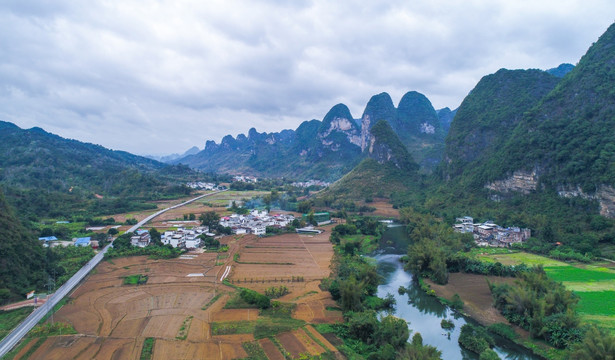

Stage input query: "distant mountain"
[
  {"left": 177, "top": 90, "right": 448, "bottom": 179},
  {"left": 324, "top": 120, "right": 420, "bottom": 200},
  {"left": 546, "top": 63, "right": 575, "bottom": 78},
  {"left": 446, "top": 23, "right": 615, "bottom": 217},
  {"left": 147, "top": 146, "right": 201, "bottom": 163},
  {"left": 442, "top": 68, "right": 560, "bottom": 180},
  {"left": 0, "top": 121, "right": 194, "bottom": 217}
]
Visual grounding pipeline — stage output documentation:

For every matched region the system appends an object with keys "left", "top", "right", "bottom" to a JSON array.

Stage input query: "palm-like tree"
[{"left": 571, "top": 326, "right": 615, "bottom": 360}]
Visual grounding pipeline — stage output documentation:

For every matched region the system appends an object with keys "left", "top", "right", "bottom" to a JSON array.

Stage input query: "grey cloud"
[{"left": 0, "top": 0, "right": 614, "bottom": 155}]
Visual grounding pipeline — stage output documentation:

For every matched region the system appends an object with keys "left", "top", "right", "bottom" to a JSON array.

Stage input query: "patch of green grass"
[
  {"left": 242, "top": 341, "right": 268, "bottom": 360},
  {"left": 479, "top": 252, "right": 568, "bottom": 267},
  {"left": 123, "top": 274, "right": 148, "bottom": 285},
  {"left": 30, "top": 322, "right": 76, "bottom": 337},
  {"left": 259, "top": 302, "right": 295, "bottom": 319},
  {"left": 212, "top": 317, "right": 305, "bottom": 339},
  {"left": 325, "top": 306, "right": 342, "bottom": 312},
  {"left": 544, "top": 266, "right": 615, "bottom": 282},
  {"left": 0, "top": 307, "right": 33, "bottom": 341},
  {"left": 224, "top": 293, "right": 257, "bottom": 309},
  {"left": 176, "top": 316, "right": 193, "bottom": 340},
  {"left": 140, "top": 337, "right": 155, "bottom": 360},
  {"left": 292, "top": 291, "right": 318, "bottom": 301},
  {"left": 575, "top": 291, "right": 615, "bottom": 316}
]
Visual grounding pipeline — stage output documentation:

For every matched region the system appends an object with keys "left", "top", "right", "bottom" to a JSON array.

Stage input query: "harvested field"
[
  {"left": 259, "top": 338, "right": 285, "bottom": 360},
  {"left": 23, "top": 230, "right": 341, "bottom": 359},
  {"left": 276, "top": 331, "right": 308, "bottom": 358},
  {"left": 425, "top": 273, "right": 516, "bottom": 326}
]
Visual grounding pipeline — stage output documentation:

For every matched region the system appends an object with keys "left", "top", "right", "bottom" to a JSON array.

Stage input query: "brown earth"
[
  {"left": 259, "top": 338, "right": 285, "bottom": 360},
  {"left": 276, "top": 332, "right": 308, "bottom": 358},
  {"left": 425, "top": 273, "right": 517, "bottom": 326},
  {"left": 21, "top": 230, "right": 340, "bottom": 359}
]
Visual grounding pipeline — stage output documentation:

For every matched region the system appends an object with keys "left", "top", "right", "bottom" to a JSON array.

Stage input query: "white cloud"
[{"left": 0, "top": 0, "right": 613, "bottom": 155}]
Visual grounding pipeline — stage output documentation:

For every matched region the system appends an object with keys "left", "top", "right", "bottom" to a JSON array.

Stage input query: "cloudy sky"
[{"left": 1, "top": 1, "right": 614, "bottom": 155}]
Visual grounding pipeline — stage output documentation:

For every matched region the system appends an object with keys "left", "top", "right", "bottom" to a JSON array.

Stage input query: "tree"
[
  {"left": 377, "top": 315, "right": 409, "bottom": 349},
  {"left": 189, "top": 213, "right": 196, "bottom": 220},
  {"left": 570, "top": 326, "right": 615, "bottom": 359},
  {"left": 297, "top": 201, "right": 311, "bottom": 214},
  {"left": 200, "top": 211, "right": 220, "bottom": 230},
  {"left": 149, "top": 228, "right": 162, "bottom": 246},
  {"left": 107, "top": 228, "right": 119, "bottom": 236}
]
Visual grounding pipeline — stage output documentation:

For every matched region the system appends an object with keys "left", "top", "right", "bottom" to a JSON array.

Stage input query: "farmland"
[
  {"left": 477, "top": 251, "right": 615, "bottom": 333},
  {"left": 9, "top": 230, "right": 341, "bottom": 359}
]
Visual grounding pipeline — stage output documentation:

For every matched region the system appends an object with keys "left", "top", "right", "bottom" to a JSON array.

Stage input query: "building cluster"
[
  {"left": 160, "top": 226, "right": 213, "bottom": 249},
  {"left": 233, "top": 175, "right": 258, "bottom": 183},
  {"left": 186, "top": 182, "right": 217, "bottom": 190},
  {"left": 291, "top": 180, "right": 330, "bottom": 188},
  {"left": 453, "top": 216, "right": 531, "bottom": 247},
  {"left": 219, "top": 210, "right": 295, "bottom": 235}
]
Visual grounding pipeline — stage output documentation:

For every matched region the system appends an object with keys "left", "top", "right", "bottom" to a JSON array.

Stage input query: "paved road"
[{"left": 0, "top": 189, "right": 226, "bottom": 357}]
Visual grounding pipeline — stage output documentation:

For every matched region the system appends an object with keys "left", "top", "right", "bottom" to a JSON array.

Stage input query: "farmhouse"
[
  {"left": 161, "top": 226, "right": 209, "bottom": 249},
  {"left": 131, "top": 230, "right": 151, "bottom": 248},
  {"left": 75, "top": 237, "right": 91, "bottom": 247},
  {"left": 219, "top": 210, "right": 295, "bottom": 235},
  {"left": 453, "top": 216, "right": 531, "bottom": 247}
]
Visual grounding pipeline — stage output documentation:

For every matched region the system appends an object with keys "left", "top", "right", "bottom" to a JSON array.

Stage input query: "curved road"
[{"left": 0, "top": 189, "right": 226, "bottom": 357}]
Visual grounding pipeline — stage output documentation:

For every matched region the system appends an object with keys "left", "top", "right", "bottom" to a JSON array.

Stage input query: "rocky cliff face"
[
  {"left": 557, "top": 185, "right": 615, "bottom": 218},
  {"left": 485, "top": 169, "right": 539, "bottom": 194}
]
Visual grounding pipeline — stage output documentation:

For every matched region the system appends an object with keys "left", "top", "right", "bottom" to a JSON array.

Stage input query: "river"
[{"left": 372, "top": 225, "right": 542, "bottom": 360}]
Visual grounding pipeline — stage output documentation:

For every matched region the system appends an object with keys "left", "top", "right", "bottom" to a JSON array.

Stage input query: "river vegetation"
[{"left": 319, "top": 218, "right": 442, "bottom": 359}]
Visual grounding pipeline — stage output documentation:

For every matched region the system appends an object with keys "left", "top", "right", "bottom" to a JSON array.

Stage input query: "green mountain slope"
[
  {"left": 442, "top": 69, "right": 560, "bottom": 180},
  {"left": 0, "top": 122, "right": 194, "bottom": 218},
  {"left": 325, "top": 120, "right": 420, "bottom": 200},
  {"left": 0, "top": 188, "right": 45, "bottom": 300},
  {"left": 487, "top": 24, "right": 615, "bottom": 193}
]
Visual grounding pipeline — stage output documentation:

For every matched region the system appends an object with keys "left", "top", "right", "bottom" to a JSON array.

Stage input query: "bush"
[
  {"left": 458, "top": 324, "right": 494, "bottom": 354},
  {"left": 239, "top": 289, "right": 270, "bottom": 309}
]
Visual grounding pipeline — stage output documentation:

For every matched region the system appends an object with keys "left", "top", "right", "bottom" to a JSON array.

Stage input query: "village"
[{"left": 453, "top": 216, "right": 531, "bottom": 247}]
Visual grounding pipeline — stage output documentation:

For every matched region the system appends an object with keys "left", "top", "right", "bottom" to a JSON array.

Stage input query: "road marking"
[{"left": 220, "top": 266, "right": 231, "bottom": 282}]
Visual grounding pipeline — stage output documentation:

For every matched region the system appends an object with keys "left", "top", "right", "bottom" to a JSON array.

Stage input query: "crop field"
[
  {"left": 12, "top": 231, "right": 341, "bottom": 359},
  {"left": 478, "top": 251, "right": 615, "bottom": 333}
]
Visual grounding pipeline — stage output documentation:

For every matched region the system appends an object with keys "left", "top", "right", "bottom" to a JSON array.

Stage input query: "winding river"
[{"left": 372, "top": 225, "right": 542, "bottom": 360}]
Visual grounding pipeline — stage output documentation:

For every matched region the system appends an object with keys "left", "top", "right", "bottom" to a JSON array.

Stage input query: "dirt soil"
[
  {"left": 22, "top": 230, "right": 341, "bottom": 359},
  {"left": 425, "top": 273, "right": 517, "bottom": 326}
]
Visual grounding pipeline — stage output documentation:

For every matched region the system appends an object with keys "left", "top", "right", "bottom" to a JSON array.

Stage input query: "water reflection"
[{"left": 372, "top": 251, "right": 542, "bottom": 360}]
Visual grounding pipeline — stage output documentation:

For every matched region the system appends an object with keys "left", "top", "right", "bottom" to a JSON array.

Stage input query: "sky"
[{"left": 1, "top": 1, "right": 614, "bottom": 156}]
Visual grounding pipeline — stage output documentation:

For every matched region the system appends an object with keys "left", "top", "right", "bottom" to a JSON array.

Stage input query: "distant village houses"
[
  {"left": 161, "top": 226, "right": 211, "bottom": 249},
  {"left": 219, "top": 210, "right": 295, "bottom": 236},
  {"left": 186, "top": 182, "right": 217, "bottom": 190},
  {"left": 232, "top": 175, "right": 258, "bottom": 183},
  {"left": 131, "top": 230, "right": 151, "bottom": 248},
  {"left": 453, "top": 216, "right": 531, "bottom": 247}
]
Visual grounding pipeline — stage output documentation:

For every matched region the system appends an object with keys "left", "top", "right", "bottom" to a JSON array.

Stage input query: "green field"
[
  {"left": 0, "top": 307, "right": 33, "bottom": 341},
  {"left": 204, "top": 191, "right": 270, "bottom": 207},
  {"left": 479, "top": 251, "right": 615, "bottom": 332}
]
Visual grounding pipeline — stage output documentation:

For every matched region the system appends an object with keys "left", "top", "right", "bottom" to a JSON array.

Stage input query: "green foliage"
[
  {"left": 241, "top": 341, "right": 268, "bottom": 360},
  {"left": 487, "top": 323, "right": 517, "bottom": 341},
  {"left": 30, "top": 322, "right": 76, "bottom": 337},
  {"left": 123, "top": 274, "right": 148, "bottom": 285},
  {"left": 570, "top": 326, "right": 615, "bottom": 359},
  {"left": 440, "top": 319, "right": 455, "bottom": 330},
  {"left": 479, "top": 349, "right": 501, "bottom": 360},
  {"left": 458, "top": 324, "right": 495, "bottom": 354},
  {"left": 140, "top": 337, "right": 155, "bottom": 360},
  {"left": 490, "top": 267, "right": 582, "bottom": 348},
  {"left": 0, "top": 307, "right": 33, "bottom": 340},
  {"left": 240, "top": 288, "right": 271, "bottom": 309},
  {"left": 264, "top": 285, "right": 289, "bottom": 299}
]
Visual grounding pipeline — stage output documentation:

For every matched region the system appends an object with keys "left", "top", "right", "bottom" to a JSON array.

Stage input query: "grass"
[
  {"left": 575, "top": 291, "right": 615, "bottom": 316},
  {"left": 0, "top": 307, "right": 33, "bottom": 341},
  {"left": 202, "top": 293, "right": 223, "bottom": 310},
  {"left": 211, "top": 317, "right": 305, "bottom": 339},
  {"left": 30, "top": 322, "right": 76, "bottom": 337},
  {"left": 123, "top": 274, "right": 148, "bottom": 285},
  {"left": 292, "top": 291, "right": 318, "bottom": 301},
  {"left": 479, "top": 251, "right": 615, "bottom": 334},
  {"left": 140, "top": 337, "right": 155, "bottom": 360},
  {"left": 477, "top": 252, "right": 568, "bottom": 267},
  {"left": 176, "top": 316, "right": 193, "bottom": 340},
  {"left": 242, "top": 341, "right": 268, "bottom": 360}
]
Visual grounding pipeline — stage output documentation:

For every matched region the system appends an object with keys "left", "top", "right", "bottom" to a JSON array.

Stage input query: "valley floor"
[{"left": 11, "top": 231, "right": 341, "bottom": 360}]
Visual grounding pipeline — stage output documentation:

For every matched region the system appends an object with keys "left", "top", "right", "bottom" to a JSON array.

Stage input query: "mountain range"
[{"left": 172, "top": 90, "right": 450, "bottom": 181}]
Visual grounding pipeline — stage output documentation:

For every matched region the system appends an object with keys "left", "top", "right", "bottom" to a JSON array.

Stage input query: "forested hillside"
[{"left": 0, "top": 121, "right": 195, "bottom": 218}]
